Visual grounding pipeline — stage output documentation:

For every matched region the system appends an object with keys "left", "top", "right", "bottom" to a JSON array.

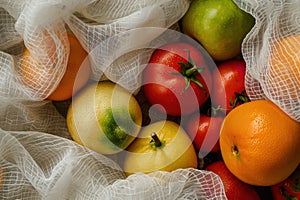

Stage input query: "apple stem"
[{"left": 151, "top": 132, "right": 162, "bottom": 147}]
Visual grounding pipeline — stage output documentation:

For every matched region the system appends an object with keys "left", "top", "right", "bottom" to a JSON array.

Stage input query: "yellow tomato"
[{"left": 123, "top": 120, "right": 198, "bottom": 176}]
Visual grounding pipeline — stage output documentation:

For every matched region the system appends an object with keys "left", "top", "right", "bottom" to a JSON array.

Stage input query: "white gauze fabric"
[
  {"left": 0, "top": 0, "right": 227, "bottom": 199},
  {"left": 234, "top": 0, "right": 300, "bottom": 122}
]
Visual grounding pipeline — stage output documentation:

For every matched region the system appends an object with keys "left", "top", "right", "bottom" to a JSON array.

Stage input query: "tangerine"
[
  {"left": 47, "top": 34, "right": 91, "bottom": 101},
  {"left": 266, "top": 34, "right": 300, "bottom": 102},
  {"left": 219, "top": 99, "right": 300, "bottom": 186},
  {"left": 20, "top": 33, "right": 91, "bottom": 101}
]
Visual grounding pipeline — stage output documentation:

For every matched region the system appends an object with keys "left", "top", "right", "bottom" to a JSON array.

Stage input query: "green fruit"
[
  {"left": 181, "top": 0, "right": 255, "bottom": 61},
  {"left": 67, "top": 81, "right": 142, "bottom": 154}
]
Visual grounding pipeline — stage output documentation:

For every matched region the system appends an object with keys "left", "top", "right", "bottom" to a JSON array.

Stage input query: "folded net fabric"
[{"left": 0, "top": 0, "right": 227, "bottom": 199}]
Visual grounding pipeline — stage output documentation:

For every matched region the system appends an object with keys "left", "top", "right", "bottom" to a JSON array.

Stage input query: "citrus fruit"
[
  {"left": 265, "top": 34, "right": 300, "bottom": 102},
  {"left": 20, "top": 32, "right": 60, "bottom": 98},
  {"left": 206, "top": 161, "right": 260, "bottom": 200},
  {"left": 67, "top": 81, "right": 142, "bottom": 154},
  {"left": 47, "top": 34, "right": 91, "bottom": 101},
  {"left": 123, "top": 120, "right": 197, "bottom": 176},
  {"left": 20, "top": 33, "right": 91, "bottom": 101},
  {"left": 220, "top": 99, "right": 300, "bottom": 186},
  {"left": 181, "top": 0, "right": 255, "bottom": 61}
]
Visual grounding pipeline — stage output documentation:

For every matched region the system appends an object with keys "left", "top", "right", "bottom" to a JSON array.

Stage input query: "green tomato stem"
[
  {"left": 185, "top": 66, "right": 198, "bottom": 76},
  {"left": 292, "top": 166, "right": 300, "bottom": 192}
]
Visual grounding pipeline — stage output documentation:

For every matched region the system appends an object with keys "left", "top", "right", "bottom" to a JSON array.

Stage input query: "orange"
[
  {"left": 219, "top": 99, "right": 300, "bottom": 186},
  {"left": 47, "top": 34, "right": 91, "bottom": 101},
  {"left": 20, "top": 33, "right": 91, "bottom": 101},
  {"left": 265, "top": 34, "right": 300, "bottom": 102},
  {"left": 20, "top": 32, "right": 62, "bottom": 99}
]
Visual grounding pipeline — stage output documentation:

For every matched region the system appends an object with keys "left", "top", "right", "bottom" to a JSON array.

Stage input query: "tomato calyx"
[
  {"left": 208, "top": 105, "right": 224, "bottom": 117},
  {"left": 279, "top": 187, "right": 298, "bottom": 200},
  {"left": 291, "top": 166, "right": 300, "bottom": 192},
  {"left": 274, "top": 166, "right": 300, "bottom": 200},
  {"left": 150, "top": 132, "right": 165, "bottom": 150},
  {"left": 229, "top": 90, "right": 250, "bottom": 108},
  {"left": 210, "top": 90, "right": 250, "bottom": 115},
  {"left": 171, "top": 49, "right": 206, "bottom": 94}
]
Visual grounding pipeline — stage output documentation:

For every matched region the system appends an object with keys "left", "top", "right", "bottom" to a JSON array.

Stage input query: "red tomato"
[
  {"left": 206, "top": 161, "right": 261, "bottom": 200},
  {"left": 211, "top": 59, "right": 249, "bottom": 114},
  {"left": 271, "top": 165, "right": 300, "bottom": 200},
  {"left": 142, "top": 42, "right": 212, "bottom": 116},
  {"left": 185, "top": 113, "right": 223, "bottom": 154}
]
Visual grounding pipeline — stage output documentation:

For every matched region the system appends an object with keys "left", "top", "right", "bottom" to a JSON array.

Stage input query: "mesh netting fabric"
[
  {"left": 0, "top": 0, "right": 227, "bottom": 199},
  {"left": 0, "top": 0, "right": 192, "bottom": 100},
  {"left": 0, "top": 129, "right": 227, "bottom": 200},
  {"left": 234, "top": 0, "right": 300, "bottom": 122}
]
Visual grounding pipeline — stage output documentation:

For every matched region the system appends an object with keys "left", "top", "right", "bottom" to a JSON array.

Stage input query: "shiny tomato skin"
[
  {"left": 142, "top": 42, "right": 212, "bottom": 116},
  {"left": 185, "top": 113, "right": 223, "bottom": 153},
  {"left": 211, "top": 59, "right": 247, "bottom": 114},
  {"left": 271, "top": 166, "right": 300, "bottom": 200},
  {"left": 206, "top": 161, "right": 261, "bottom": 200}
]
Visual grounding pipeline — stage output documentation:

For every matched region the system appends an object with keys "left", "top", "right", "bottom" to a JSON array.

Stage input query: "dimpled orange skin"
[{"left": 220, "top": 99, "right": 300, "bottom": 186}]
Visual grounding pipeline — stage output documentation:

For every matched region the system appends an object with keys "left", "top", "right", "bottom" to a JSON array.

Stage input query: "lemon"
[{"left": 67, "top": 81, "right": 142, "bottom": 154}]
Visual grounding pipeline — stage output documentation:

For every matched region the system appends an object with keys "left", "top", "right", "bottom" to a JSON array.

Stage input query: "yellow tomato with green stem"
[{"left": 123, "top": 120, "right": 198, "bottom": 176}]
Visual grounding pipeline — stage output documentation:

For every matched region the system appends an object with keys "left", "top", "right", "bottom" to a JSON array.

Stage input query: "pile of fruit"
[{"left": 11, "top": 0, "right": 300, "bottom": 199}]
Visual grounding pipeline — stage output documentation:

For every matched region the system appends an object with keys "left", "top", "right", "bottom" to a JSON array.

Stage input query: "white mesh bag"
[
  {"left": 234, "top": 0, "right": 300, "bottom": 122},
  {"left": 0, "top": 129, "right": 227, "bottom": 199},
  {"left": 0, "top": 102, "right": 227, "bottom": 199},
  {"left": 0, "top": 0, "right": 227, "bottom": 199},
  {"left": 0, "top": 0, "right": 193, "bottom": 100}
]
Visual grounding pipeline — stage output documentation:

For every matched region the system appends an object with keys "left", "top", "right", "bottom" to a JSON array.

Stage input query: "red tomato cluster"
[
  {"left": 142, "top": 41, "right": 249, "bottom": 155},
  {"left": 140, "top": 40, "right": 265, "bottom": 199},
  {"left": 141, "top": 39, "right": 300, "bottom": 199}
]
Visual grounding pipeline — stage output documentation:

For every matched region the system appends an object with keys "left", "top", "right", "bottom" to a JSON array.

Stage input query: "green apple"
[
  {"left": 181, "top": 0, "right": 255, "bottom": 61},
  {"left": 66, "top": 81, "right": 142, "bottom": 154},
  {"left": 123, "top": 120, "right": 198, "bottom": 176}
]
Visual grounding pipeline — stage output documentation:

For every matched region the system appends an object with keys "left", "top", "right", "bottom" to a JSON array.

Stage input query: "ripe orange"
[
  {"left": 20, "top": 32, "right": 61, "bottom": 99},
  {"left": 20, "top": 33, "right": 91, "bottom": 101},
  {"left": 219, "top": 99, "right": 300, "bottom": 186},
  {"left": 265, "top": 34, "right": 300, "bottom": 102}
]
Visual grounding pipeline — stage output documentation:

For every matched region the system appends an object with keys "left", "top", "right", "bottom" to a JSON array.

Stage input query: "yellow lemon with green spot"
[{"left": 67, "top": 81, "right": 142, "bottom": 154}]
